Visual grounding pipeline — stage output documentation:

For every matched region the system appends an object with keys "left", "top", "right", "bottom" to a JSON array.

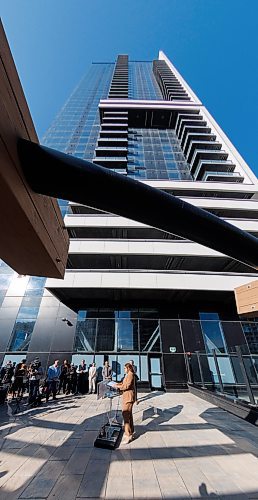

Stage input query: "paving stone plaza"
[{"left": 0, "top": 392, "right": 258, "bottom": 499}]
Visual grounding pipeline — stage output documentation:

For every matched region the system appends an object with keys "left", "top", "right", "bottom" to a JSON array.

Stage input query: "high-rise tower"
[{"left": 0, "top": 52, "right": 258, "bottom": 390}]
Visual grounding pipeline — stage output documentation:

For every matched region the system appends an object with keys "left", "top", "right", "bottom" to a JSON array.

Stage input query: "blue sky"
[{"left": 1, "top": 0, "right": 258, "bottom": 174}]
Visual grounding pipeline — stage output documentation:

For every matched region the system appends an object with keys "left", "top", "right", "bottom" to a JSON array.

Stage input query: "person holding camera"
[
  {"left": 28, "top": 357, "right": 43, "bottom": 405},
  {"left": 13, "top": 359, "right": 27, "bottom": 399},
  {"left": 2, "top": 361, "right": 14, "bottom": 385}
]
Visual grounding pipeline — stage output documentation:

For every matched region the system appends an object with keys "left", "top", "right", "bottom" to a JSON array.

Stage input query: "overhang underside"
[
  {"left": 47, "top": 286, "right": 236, "bottom": 313},
  {"left": 66, "top": 254, "right": 256, "bottom": 273}
]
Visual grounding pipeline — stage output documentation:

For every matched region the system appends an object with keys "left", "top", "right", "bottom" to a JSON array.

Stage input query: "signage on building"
[{"left": 169, "top": 347, "right": 177, "bottom": 353}]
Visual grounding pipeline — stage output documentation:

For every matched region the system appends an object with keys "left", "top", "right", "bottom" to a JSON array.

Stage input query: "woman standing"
[{"left": 115, "top": 363, "right": 136, "bottom": 444}]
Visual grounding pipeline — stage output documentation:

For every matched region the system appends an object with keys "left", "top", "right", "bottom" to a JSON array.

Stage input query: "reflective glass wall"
[{"left": 127, "top": 128, "right": 192, "bottom": 180}]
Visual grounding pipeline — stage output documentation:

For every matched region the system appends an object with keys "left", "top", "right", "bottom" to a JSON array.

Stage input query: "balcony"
[
  {"left": 102, "top": 116, "right": 128, "bottom": 122},
  {"left": 98, "top": 137, "right": 128, "bottom": 147},
  {"left": 186, "top": 140, "right": 222, "bottom": 165},
  {"left": 177, "top": 118, "right": 207, "bottom": 139},
  {"left": 95, "top": 147, "right": 127, "bottom": 157},
  {"left": 93, "top": 156, "right": 127, "bottom": 168},
  {"left": 99, "top": 130, "right": 128, "bottom": 138},
  {"left": 104, "top": 111, "right": 128, "bottom": 116},
  {"left": 190, "top": 149, "right": 229, "bottom": 175},
  {"left": 101, "top": 122, "right": 128, "bottom": 130},
  {"left": 194, "top": 160, "right": 236, "bottom": 181},
  {"left": 183, "top": 133, "right": 217, "bottom": 155},
  {"left": 181, "top": 126, "right": 212, "bottom": 148},
  {"left": 203, "top": 172, "right": 244, "bottom": 183}
]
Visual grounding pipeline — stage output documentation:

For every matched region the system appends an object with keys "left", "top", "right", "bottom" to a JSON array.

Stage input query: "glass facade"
[
  {"left": 129, "top": 62, "right": 162, "bottom": 100},
  {"left": 0, "top": 52, "right": 256, "bottom": 399},
  {"left": 127, "top": 128, "right": 192, "bottom": 180},
  {"left": 6, "top": 277, "right": 46, "bottom": 352},
  {"left": 74, "top": 311, "right": 161, "bottom": 354},
  {"left": 241, "top": 319, "right": 258, "bottom": 354},
  {"left": 43, "top": 63, "right": 114, "bottom": 157}
]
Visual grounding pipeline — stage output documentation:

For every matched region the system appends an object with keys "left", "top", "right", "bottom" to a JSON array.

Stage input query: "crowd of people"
[
  {"left": 0, "top": 358, "right": 136, "bottom": 405},
  {"left": 0, "top": 357, "right": 138, "bottom": 445}
]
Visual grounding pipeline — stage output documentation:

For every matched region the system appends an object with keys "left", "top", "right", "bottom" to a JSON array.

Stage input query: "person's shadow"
[{"left": 199, "top": 482, "right": 217, "bottom": 497}]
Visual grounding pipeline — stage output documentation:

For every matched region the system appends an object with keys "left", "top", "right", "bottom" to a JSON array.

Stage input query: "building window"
[{"left": 199, "top": 313, "right": 228, "bottom": 354}]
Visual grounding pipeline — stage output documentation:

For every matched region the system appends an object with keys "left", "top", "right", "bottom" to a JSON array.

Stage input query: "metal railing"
[{"left": 186, "top": 348, "right": 258, "bottom": 405}]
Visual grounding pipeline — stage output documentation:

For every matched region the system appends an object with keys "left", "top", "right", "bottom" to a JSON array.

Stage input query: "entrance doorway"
[{"left": 148, "top": 354, "right": 163, "bottom": 390}]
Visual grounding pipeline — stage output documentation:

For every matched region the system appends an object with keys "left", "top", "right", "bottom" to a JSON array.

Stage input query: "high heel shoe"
[{"left": 122, "top": 435, "right": 133, "bottom": 445}]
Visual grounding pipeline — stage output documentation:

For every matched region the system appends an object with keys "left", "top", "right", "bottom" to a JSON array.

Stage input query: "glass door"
[{"left": 148, "top": 355, "right": 163, "bottom": 389}]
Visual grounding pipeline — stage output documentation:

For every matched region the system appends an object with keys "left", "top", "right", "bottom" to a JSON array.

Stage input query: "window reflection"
[
  {"left": 199, "top": 313, "right": 228, "bottom": 354},
  {"left": 8, "top": 320, "right": 35, "bottom": 351},
  {"left": 139, "top": 320, "right": 160, "bottom": 352},
  {"left": 74, "top": 319, "right": 97, "bottom": 352},
  {"left": 96, "top": 319, "right": 115, "bottom": 351},
  {"left": 116, "top": 315, "right": 138, "bottom": 351}
]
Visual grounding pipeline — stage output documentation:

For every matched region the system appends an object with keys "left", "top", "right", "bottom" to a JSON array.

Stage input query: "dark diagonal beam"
[{"left": 18, "top": 139, "right": 258, "bottom": 270}]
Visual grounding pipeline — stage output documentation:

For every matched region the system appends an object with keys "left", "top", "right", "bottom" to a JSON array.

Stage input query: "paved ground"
[{"left": 0, "top": 392, "right": 258, "bottom": 499}]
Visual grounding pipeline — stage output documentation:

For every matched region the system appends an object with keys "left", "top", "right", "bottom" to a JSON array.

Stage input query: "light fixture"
[{"left": 62, "top": 318, "right": 73, "bottom": 327}]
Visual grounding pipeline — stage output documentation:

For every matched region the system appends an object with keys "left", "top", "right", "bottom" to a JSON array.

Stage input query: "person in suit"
[
  {"left": 102, "top": 361, "right": 112, "bottom": 382},
  {"left": 88, "top": 362, "right": 97, "bottom": 394},
  {"left": 115, "top": 362, "right": 136, "bottom": 444}
]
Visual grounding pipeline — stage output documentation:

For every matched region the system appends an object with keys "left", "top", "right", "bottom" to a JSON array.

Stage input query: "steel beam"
[{"left": 18, "top": 139, "right": 258, "bottom": 270}]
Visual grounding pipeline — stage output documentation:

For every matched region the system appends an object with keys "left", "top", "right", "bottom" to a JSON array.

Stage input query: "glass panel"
[
  {"left": 199, "top": 314, "right": 227, "bottom": 354},
  {"left": 150, "top": 358, "right": 161, "bottom": 373},
  {"left": 96, "top": 319, "right": 115, "bottom": 351},
  {"left": 116, "top": 355, "right": 129, "bottom": 382},
  {"left": 74, "top": 319, "right": 96, "bottom": 352},
  {"left": 150, "top": 358, "right": 162, "bottom": 388},
  {"left": 107, "top": 355, "right": 118, "bottom": 380},
  {"left": 199, "top": 355, "right": 214, "bottom": 385},
  {"left": 94, "top": 355, "right": 105, "bottom": 381},
  {"left": 189, "top": 354, "right": 202, "bottom": 384},
  {"left": 2, "top": 354, "right": 26, "bottom": 367},
  {"left": 8, "top": 320, "right": 35, "bottom": 351},
  {"left": 230, "top": 356, "right": 244, "bottom": 384},
  {"left": 139, "top": 320, "right": 160, "bottom": 352},
  {"left": 117, "top": 319, "right": 138, "bottom": 351},
  {"left": 217, "top": 357, "right": 236, "bottom": 384},
  {"left": 243, "top": 357, "right": 258, "bottom": 385},
  {"left": 242, "top": 321, "right": 258, "bottom": 354},
  {"left": 140, "top": 355, "right": 148, "bottom": 381},
  {"left": 72, "top": 354, "right": 93, "bottom": 370}
]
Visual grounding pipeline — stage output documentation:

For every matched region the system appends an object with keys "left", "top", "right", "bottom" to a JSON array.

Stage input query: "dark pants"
[
  {"left": 59, "top": 376, "right": 68, "bottom": 394},
  {"left": 29, "top": 380, "right": 39, "bottom": 404},
  {"left": 14, "top": 378, "right": 24, "bottom": 397},
  {"left": 77, "top": 374, "right": 88, "bottom": 394},
  {"left": 46, "top": 380, "right": 58, "bottom": 400},
  {"left": 67, "top": 377, "right": 77, "bottom": 394}
]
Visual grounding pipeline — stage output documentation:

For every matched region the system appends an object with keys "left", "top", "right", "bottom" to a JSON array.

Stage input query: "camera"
[{"left": 30, "top": 359, "right": 41, "bottom": 372}]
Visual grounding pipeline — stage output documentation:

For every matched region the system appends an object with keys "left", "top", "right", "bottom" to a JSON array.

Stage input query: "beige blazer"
[{"left": 117, "top": 371, "right": 135, "bottom": 404}]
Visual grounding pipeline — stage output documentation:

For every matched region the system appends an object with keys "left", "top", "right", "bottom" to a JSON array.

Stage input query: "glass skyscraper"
[{"left": 0, "top": 52, "right": 258, "bottom": 391}]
